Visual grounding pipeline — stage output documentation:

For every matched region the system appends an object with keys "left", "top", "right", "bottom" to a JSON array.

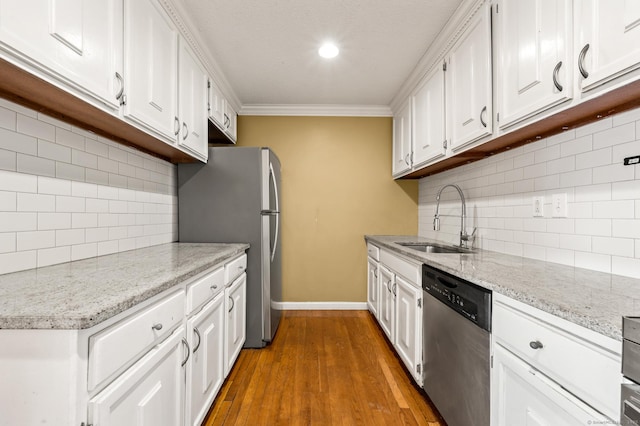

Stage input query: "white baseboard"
[{"left": 273, "top": 301, "right": 368, "bottom": 310}]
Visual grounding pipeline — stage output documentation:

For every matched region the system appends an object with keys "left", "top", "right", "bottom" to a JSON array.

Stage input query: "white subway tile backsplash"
[
  {"left": 576, "top": 117, "right": 612, "bottom": 138},
  {"left": 72, "top": 149, "right": 97, "bottom": 169},
  {"left": 37, "top": 246, "right": 70, "bottom": 267},
  {"left": 55, "top": 128, "right": 84, "bottom": 150},
  {"left": 593, "top": 163, "right": 635, "bottom": 184},
  {"left": 85, "top": 169, "right": 109, "bottom": 186},
  {"left": 17, "top": 114, "right": 55, "bottom": 141},
  {"left": 38, "top": 213, "right": 71, "bottom": 230},
  {"left": 0, "top": 212, "right": 37, "bottom": 232},
  {"left": 0, "top": 233, "right": 16, "bottom": 254},
  {"left": 37, "top": 112, "right": 70, "bottom": 129},
  {"left": 0, "top": 250, "right": 36, "bottom": 274},
  {"left": 85, "top": 139, "right": 109, "bottom": 158},
  {"left": 0, "top": 191, "right": 16, "bottom": 211},
  {"left": 0, "top": 148, "right": 16, "bottom": 171},
  {"left": 17, "top": 193, "right": 55, "bottom": 212},
  {"left": 17, "top": 230, "right": 55, "bottom": 251},
  {"left": 17, "top": 154, "right": 55, "bottom": 177},
  {"left": 0, "top": 127, "right": 37, "bottom": 155},
  {"left": 419, "top": 107, "right": 640, "bottom": 280},
  {"left": 576, "top": 148, "right": 612, "bottom": 170},
  {"left": 56, "top": 229, "right": 85, "bottom": 246},
  {"left": 0, "top": 106, "right": 16, "bottom": 130},
  {"left": 86, "top": 227, "right": 109, "bottom": 243},
  {"left": 56, "top": 162, "right": 85, "bottom": 181},
  {"left": 38, "top": 140, "right": 71, "bottom": 163},
  {"left": 0, "top": 170, "right": 37, "bottom": 193},
  {"left": 56, "top": 196, "right": 85, "bottom": 212},
  {"left": 71, "top": 213, "right": 97, "bottom": 229},
  {"left": 71, "top": 243, "right": 97, "bottom": 261},
  {"left": 97, "top": 240, "right": 119, "bottom": 256},
  {"left": 612, "top": 256, "right": 640, "bottom": 279},
  {"left": 108, "top": 146, "right": 128, "bottom": 163}
]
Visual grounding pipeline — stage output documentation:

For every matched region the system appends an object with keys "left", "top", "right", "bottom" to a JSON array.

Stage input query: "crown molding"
[
  {"left": 390, "top": 0, "right": 487, "bottom": 113},
  {"left": 239, "top": 104, "right": 393, "bottom": 117},
  {"left": 158, "top": 0, "right": 242, "bottom": 111}
]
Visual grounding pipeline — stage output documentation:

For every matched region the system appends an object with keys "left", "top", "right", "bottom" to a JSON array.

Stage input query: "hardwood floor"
[{"left": 202, "top": 310, "right": 444, "bottom": 426}]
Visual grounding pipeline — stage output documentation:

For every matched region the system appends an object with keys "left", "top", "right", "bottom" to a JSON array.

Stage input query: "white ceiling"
[{"left": 175, "top": 0, "right": 463, "bottom": 110}]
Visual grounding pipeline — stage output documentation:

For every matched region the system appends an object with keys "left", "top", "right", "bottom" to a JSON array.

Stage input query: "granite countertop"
[
  {"left": 366, "top": 235, "right": 640, "bottom": 341},
  {"left": 0, "top": 242, "right": 249, "bottom": 330}
]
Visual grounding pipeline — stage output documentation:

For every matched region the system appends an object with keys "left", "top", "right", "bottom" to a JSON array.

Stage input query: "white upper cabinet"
[
  {"left": 0, "top": 0, "right": 123, "bottom": 110},
  {"left": 576, "top": 0, "right": 640, "bottom": 92},
  {"left": 178, "top": 40, "right": 208, "bottom": 160},
  {"left": 412, "top": 63, "right": 447, "bottom": 168},
  {"left": 495, "top": 0, "right": 573, "bottom": 129},
  {"left": 392, "top": 100, "right": 412, "bottom": 177},
  {"left": 448, "top": 2, "right": 493, "bottom": 151},
  {"left": 208, "top": 79, "right": 225, "bottom": 128},
  {"left": 124, "top": 0, "right": 178, "bottom": 142}
]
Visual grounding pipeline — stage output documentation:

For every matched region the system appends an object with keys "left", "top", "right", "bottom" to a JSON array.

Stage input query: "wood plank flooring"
[{"left": 202, "top": 310, "right": 444, "bottom": 426}]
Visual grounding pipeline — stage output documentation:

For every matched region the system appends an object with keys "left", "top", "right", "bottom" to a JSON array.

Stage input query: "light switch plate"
[
  {"left": 533, "top": 196, "right": 544, "bottom": 217},
  {"left": 552, "top": 193, "right": 568, "bottom": 218}
]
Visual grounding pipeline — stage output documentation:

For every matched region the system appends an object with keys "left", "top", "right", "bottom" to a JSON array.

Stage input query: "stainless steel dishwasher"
[{"left": 422, "top": 263, "right": 492, "bottom": 426}]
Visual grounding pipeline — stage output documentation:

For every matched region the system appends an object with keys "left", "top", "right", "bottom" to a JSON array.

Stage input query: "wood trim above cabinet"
[
  {"left": 402, "top": 78, "right": 640, "bottom": 179},
  {"left": 0, "top": 58, "right": 195, "bottom": 163}
]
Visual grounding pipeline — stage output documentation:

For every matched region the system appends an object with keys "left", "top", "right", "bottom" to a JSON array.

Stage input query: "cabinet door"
[
  {"left": 367, "top": 258, "right": 379, "bottom": 318},
  {"left": 378, "top": 265, "right": 395, "bottom": 343},
  {"left": 392, "top": 100, "right": 412, "bottom": 177},
  {"left": 186, "top": 292, "right": 225, "bottom": 426},
  {"left": 577, "top": 0, "right": 640, "bottom": 92},
  {"left": 224, "top": 273, "right": 246, "bottom": 376},
  {"left": 394, "top": 276, "right": 423, "bottom": 386},
  {"left": 0, "top": 0, "right": 123, "bottom": 110},
  {"left": 491, "top": 344, "right": 610, "bottom": 426},
  {"left": 495, "top": 0, "right": 572, "bottom": 128},
  {"left": 124, "top": 0, "right": 178, "bottom": 141},
  {"left": 412, "top": 64, "right": 446, "bottom": 167},
  {"left": 208, "top": 79, "right": 225, "bottom": 127},
  {"left": 225, "top": 103, "right": 238, "bottom": 142},
  {"left": 89, "top": 327, "right": 185, "bottom": 426},
  {"left": 178, "top": 40, "right": 208, "bottom": 160},
  {"left": 448, "top": 2, "right": 492, "bottom": 151}
]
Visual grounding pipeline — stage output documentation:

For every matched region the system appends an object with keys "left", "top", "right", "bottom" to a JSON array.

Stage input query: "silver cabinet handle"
[
  {"left": 578, "top": 43, "right": 590, "bottom": 78},
  {"left": 174, "top": 117, "right": 180, "bottom": 136},
  {"left": 392, "top": 282, "right": 397, "bottom": 297},
  {"left": 529, "top": 340, "right": 544, "bottom": 350},
  {"left": 404, "top": 154, "right": 410, "bottom": 166},
  {"left": 552, "top": 61, "right": 563, "bottom": 92},
  {"left": 210, "top": 284, "right": 218, "bottom": 290},
  {"left": 228, "top": 296, "right": 235, "bottom": 312},
  {"left": 181, "top": 338, "right": 190, "bottom": 367},
  {"left": 151, "top": 323, "right": 163, "bottom": 331},
  {"left": 480, "top": 106, "right": 488, "bottom": 128},
  {"left": 373, "top": 269, "right": 378, "bottom": 279},
  {"left": 182, "top": 122, "right": 189, "bottom": 140},
  {"left": 115, "top": 72, "right": 124, "bottom": 101},
  {"left": 192, "top": 327, "right": 201, "bottom": 354}
]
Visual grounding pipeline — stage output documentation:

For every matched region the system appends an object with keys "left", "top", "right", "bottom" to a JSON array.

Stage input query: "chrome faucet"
[{"left": 433, "top": 184, "right": 475, "bottom": 248}]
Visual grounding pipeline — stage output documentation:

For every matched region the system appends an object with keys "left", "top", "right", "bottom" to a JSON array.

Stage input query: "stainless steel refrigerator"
[{"left": 178, "top": 147, "right": 281, "bottom": 348}]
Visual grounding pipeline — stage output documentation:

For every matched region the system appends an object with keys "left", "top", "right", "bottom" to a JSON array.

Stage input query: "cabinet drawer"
[
  {"left": 380, "top": 249, "right": 420, "bottom": 285},
  {"left": 493, "top": 297, "right": 621, "bottom": 419},
  {"left": 88, "top": 290, "right": 185, "bottom": 392},
  {"left": 186, "top": 267, "right": 224, "bottom": 314},
  {"left": 367, "top": 243, "right": 380, "bottom": 261},
  {"left": 224, "top": 254, "right": 247, "bottom": 284}
]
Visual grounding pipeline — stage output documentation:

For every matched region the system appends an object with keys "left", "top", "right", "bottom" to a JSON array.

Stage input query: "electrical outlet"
[
  {"left": 552, "top": 193, "right": 567, "bottom": 218},
  {"left": 533, "top": 196, "right": 544, "bottom": 217}
]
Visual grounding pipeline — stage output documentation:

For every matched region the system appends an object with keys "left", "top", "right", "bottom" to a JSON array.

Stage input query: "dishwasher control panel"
[{"left": 422, "top": 264, "right": 492, "bottom": 332}]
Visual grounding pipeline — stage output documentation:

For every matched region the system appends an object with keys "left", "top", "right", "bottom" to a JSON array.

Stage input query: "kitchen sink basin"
[{"left": 395, "top": 242, "right": 471, "bottom": 254}]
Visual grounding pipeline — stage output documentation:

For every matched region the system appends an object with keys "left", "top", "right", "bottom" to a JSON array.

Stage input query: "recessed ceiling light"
[{"left": 318, "top": 43, "right": 339, "bottom": 58}]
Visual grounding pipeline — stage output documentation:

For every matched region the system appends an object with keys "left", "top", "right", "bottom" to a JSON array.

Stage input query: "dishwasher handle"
[{"left": 436, "top": 276, "right": 458, "bottom": 289}]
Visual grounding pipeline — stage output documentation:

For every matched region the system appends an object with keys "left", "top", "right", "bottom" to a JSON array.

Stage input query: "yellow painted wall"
[{"left": 237, "top": 116, "right": 418, "bottom": 302}]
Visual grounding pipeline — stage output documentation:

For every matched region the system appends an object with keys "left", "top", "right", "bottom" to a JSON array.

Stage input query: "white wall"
[
  {"left": 419, "top": 107, "right": 640, "bottom": 279},
  {"left": 0, "top": 98, "right": 178, "bottom": 275}
]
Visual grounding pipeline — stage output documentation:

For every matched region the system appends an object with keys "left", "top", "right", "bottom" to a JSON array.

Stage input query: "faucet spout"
[{"left": 433, "top": 184, "right": 473, "bottom": 248}]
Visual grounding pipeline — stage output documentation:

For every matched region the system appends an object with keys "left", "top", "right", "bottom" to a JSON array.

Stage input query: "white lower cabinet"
[
  {"left": 367, "top": 257, "right": 379, "bottom": 317},
  {"left": 378, "top": 264, "right": 396, "bottom": 343},
  {"left": 89, "top": 326, "right": 186, "bottom": 426},
  {"left": 185, "top": 292, "right": 225, "bottom": 426},
  {"left": 491, "top": 293, "right": 622, "bottom": 424},
  {"left": 224, "top": 272, "right": 247, "bottom": 376},
  {"left": 368, "top": 246, "right": 423, "bottom": 387},
  {"left": 394, "top": 275, "right": 423, "bottom": 386},
  {"left": 492, "top": 343, "right": 608, "bottom": 426}
]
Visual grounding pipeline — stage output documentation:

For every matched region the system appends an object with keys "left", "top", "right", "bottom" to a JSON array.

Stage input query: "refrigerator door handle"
[{"left": 269, "top": 162, "right": 280, "bottom": 263}]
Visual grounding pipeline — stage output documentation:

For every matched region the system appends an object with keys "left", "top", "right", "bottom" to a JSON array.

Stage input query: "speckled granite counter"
[
  {"left": 366, "top": 235, "right": 640, "bottom": 341},
  {"left": 0, "top": 243, "right": 249, "bottom": 330}
]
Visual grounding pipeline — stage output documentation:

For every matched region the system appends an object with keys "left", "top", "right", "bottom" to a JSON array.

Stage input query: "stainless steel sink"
[{"left": 395, "top": 242, "right": 471, "bottom": 254}]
